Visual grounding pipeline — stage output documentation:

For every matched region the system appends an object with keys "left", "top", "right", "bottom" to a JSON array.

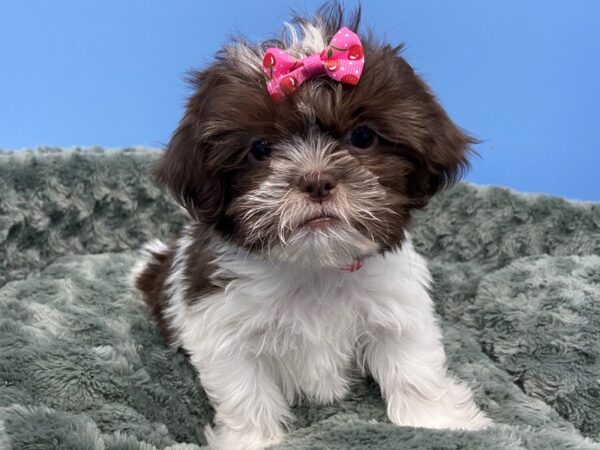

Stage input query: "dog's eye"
[
  {"left": 350, "top": 126, "right": 376, "bottom": 149},
  {"left": 249, "top": 139, "right": 272, "bottom": 162}
]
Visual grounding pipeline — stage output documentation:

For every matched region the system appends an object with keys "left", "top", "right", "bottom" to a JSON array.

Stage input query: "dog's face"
[{"left": 155, "top": 15, "right": 473, "bottom": 267}]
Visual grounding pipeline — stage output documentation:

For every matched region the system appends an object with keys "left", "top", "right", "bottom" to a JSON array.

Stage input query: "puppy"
[{"left": 135, "top": 5, "right": 490, "bottom": 449}]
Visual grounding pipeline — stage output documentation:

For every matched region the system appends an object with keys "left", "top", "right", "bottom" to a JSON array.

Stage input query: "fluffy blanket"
[{"left": 1, "top": 148, "right": 598, "bottom": 450}]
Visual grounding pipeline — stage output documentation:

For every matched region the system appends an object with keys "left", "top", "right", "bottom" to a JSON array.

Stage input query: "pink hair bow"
[{"left": 263, "top": 27, "right": 365, "bottom": 101}]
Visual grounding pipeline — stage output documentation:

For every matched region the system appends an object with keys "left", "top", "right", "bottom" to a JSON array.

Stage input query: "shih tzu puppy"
[{"left": 134, "top": 4, "right": 490, "bottom": 449}]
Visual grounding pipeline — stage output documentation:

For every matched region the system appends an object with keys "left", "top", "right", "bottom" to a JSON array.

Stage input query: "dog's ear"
[
  {"left": 424, "top": 97, "right": 474, "bottom": 194},
  {"left": 154, "top": 97, "right": 224, "bottom": 223},
  {"left": 153, "top": 49, "right": 269, "bottom": 223},
  {"left": 406, "top": 78, "right": 476, "bottom": 209},
  {"left": 367, "top": 48, "right": 476, "bottom": 210}
]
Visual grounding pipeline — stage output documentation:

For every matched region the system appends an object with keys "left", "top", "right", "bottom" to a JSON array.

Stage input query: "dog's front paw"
[
  {"left": 387, "top": 381, "right": 492, "bottom": 431},
  {"left": 204, "top": 424, "right": 283, "bottom": 450}
]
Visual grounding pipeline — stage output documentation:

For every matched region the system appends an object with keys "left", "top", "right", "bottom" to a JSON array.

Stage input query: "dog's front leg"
[
  {"left": 192, "top": 352, "right": 293, "bottom": 450},
  {"left": 364, "top": 320, "right": 491, "bottom": 431}
]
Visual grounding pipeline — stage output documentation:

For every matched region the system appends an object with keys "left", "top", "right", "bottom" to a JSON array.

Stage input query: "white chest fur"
[
  {"left": 165, "top": 235, "right": 435, "bottom": 402},
  {"left": 153, "top": 233, "right": 489, "bottom": 449}
]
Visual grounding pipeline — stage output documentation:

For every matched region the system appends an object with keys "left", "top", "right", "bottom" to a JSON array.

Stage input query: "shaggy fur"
[
  {"left": 134, "top": 6, "right": 489, "bottom": 448},
  {"left": 0, "top": 148, "right": 599, "bottom": 450}
]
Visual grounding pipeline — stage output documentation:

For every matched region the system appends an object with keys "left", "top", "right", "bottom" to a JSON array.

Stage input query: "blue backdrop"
[{"left": 1, "top": 1, "right": 598, "bottom": 200}]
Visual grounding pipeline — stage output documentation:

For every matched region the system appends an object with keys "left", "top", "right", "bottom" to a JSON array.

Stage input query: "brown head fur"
[{"left": 154, "top": 3, "right": 475, "bottom": 266}]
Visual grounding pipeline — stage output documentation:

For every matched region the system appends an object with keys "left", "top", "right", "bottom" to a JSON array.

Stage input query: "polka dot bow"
[{"left": 263, "top": 27, "right": 365, "bottom": 101}]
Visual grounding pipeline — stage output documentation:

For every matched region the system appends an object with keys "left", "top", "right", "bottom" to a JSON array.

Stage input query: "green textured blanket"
[{"left": 1, "top": 148, "right": 599, "bottom": 450}]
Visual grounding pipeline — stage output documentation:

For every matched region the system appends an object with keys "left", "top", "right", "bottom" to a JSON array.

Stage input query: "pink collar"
[{"left": 339, "top": 259, "right": 364, "bottom": 273}]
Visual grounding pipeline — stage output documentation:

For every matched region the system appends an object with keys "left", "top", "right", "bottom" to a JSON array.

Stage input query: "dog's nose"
[{"left": 297, "top": 172, "right": 338, "bottom": 202}]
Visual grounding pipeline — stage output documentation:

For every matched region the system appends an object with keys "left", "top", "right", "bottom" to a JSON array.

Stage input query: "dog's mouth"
[{"left": 301, "top": 214, "right": 340, "bottom": 230}]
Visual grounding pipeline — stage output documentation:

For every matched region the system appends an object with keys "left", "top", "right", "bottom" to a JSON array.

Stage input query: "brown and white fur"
[{"left": 134, "top": 5, "right": 491, "bottom": 449}]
